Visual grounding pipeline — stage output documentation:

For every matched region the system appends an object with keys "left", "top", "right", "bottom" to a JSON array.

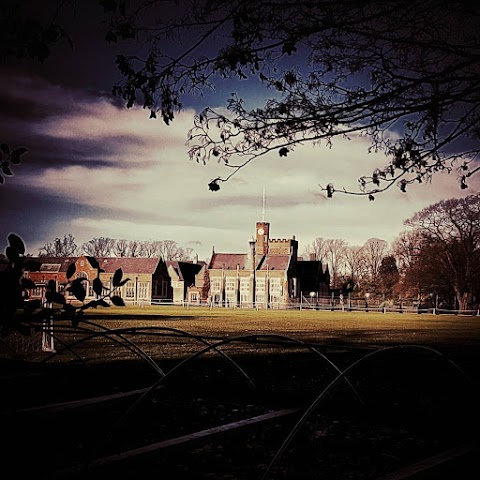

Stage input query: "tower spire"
[{"left": 262, "top": 187, "right": 266, "bottom": 222}]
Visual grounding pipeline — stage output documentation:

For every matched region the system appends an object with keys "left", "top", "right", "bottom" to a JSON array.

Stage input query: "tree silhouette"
[
  {"left": 378, "top": 255, "right": 400, "bottom": 298},
  {"left": 104, "top": 0, "right": 480, "bottom": 197},
  {"left": 39, "top": 234, "right": 79, "bottom": 257},
  {"left": 404, "top": 193, "right": 480, "bottom": 311}
]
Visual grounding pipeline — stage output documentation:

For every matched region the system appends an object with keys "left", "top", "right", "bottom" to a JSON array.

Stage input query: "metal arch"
[{"left": 261, "top": 343, "right": 478, "bottom": 480}]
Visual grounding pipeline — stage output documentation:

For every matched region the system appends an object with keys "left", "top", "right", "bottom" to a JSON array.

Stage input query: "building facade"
[
  {"left": 167, "top": 258, "right": 207, "bottom": 304},
  {"left": 22, "top": 222, "right": 329, "bottom": 308},
  {"left": 207, "top": 221, "right": 330, "bottom": 308},
  {"left": 24, "top": 255, "right": 171, "bottom": 305}
]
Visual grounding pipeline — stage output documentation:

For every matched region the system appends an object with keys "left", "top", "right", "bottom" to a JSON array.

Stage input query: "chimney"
[
  {"left": 249, "top": 237, "right": 256, "bottom": 271},
  {"left": 249, "top": 237, "right": 256, "bottom": 306}
]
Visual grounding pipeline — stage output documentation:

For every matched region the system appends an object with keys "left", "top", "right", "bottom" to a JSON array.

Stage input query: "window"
[
  {"left": 270, "top": 278, "right": 282, "bottom": 304},
  {"left": 211, "top": 277, "right": 222, "bottom": 293},
  {"left": 153, "top": 280, "right": 169, "bottom": 297},
  {"left": 256, "top": 277, "right": 266, "bottom": 304},
  {"left": 137, "top": 282, "right": 149, "bottom": 300},
  {"left": 125, "top": 280, "right": 135, "bottom": 299},
  {"left": 225, "top": 278, "right": 236, "bottom": 292},
  {"left": 225, "top": 277, "right": 237, "bottom": 304},
  {"left": 256, "top": 277, "right": 265, "bottom": 292},
  {"left": 240, "top": 278, "right": 250, "bottom": 303},
  {"left": 32, "top": 286, "right": 45, "bottom": 298}
]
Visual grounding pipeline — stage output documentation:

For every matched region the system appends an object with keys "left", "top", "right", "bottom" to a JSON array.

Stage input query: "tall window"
[
  {"left": 211, "top": 277, "right": 221, "bottom": 293},
  {"left": 137, "top": 282, "right": 149, "bottom": 300},
  {"left": 270, "top": 278, "right": 282, "bottom": 304},
  {"left": 153, "top": 280, "right": 169, "bottom": 297},
  {"left": 33, "top": 285, "right": 45, "bottom": 298},
  {"left": 225, "top": 277, "right": 236, "bottom": 305},
  {"left": 256, "top": 277, "right": 266, "bottom": 304},
  {"left": 240, "top": 278, "right": 250, "bottom": 303},
  {"left": 125, "top": 280, "right": 135, "bottom": 299}
]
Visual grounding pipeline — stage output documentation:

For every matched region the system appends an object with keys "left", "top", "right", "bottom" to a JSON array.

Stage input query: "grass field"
[
  {"left": 4, "top": 306, "right": 480, "bottom": 365},
  {"left": 15, "top": 305, "right": 471, "bottom": 364},
  {"left": 79, "top": 305, "right": 480, "bottom": 343}
]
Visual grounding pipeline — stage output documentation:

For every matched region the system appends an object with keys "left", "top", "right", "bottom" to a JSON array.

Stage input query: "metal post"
[{"left": 42, "top": 303, "right": 55, "bottom": 353}]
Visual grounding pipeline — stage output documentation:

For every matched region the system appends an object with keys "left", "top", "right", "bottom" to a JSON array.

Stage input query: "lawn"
[
  {"left": 4, "top": 305, "right": 480, "bottom": 365},
  {"left": 79, "top": 303, "right": 480, "bottom": 331},
  {"left": 8, "top": 304, "right": 471, "bottom": 367},
  {"left": 79, "top": 305, "right": 480, "bottom": 345}
]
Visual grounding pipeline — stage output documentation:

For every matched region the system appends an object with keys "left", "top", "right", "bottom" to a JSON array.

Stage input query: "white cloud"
[{"left": 8, "top": 76, "right": 480, "bottom": 260}]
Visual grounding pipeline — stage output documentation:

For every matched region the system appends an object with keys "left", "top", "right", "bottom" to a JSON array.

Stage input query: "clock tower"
[{"left": 256, "top": 221, "right": 270, "bottom": 255}]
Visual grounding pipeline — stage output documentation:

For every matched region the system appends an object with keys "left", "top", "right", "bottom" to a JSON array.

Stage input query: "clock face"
[{"left": 258, "top": 228, "right": 264, "bottom": 235}]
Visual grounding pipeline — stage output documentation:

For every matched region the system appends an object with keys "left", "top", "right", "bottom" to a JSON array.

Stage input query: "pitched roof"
[
  {"left": 209, "top": 253, "right": 249, "bottom": 270},
  {"left": 209, "top": 253, "right": 291, "bottom": 271},
  {"left": 258, "top": 254, "right": 291, "bottom": 271},
  {"left": 25, "top": 257, "right": 78, "bottom": 272},
  {"left": 98, "top": 257, "right": 160, "bottom": 274},
  {"left": 25, "top": 256, "right": 161, "bottom": 274}
]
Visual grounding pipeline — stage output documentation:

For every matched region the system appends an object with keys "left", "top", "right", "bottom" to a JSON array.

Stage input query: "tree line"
[
  {"left": 303, "top": 194, "right": 480, "bottom": 311},
  {"left": 37, "top": 236, "right": 195, "bottom": 261}
]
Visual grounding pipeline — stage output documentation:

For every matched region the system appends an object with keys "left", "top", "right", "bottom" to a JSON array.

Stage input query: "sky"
[{"left": 1, "top": 2, "right": 479, "bottom": 262}]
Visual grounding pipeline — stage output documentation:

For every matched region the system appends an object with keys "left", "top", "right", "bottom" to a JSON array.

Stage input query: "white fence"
[{"left": 150, "top": 297, "right": 480, "bottom": 316}]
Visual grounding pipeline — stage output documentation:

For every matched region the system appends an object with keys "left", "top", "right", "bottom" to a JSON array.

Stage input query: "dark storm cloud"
[
  {"left": 1, "top": 125, "right": 153, "bottom": 175},
  {"left": 23, "top": 134, "right": 150, "bottom": 171},
  {"left": 0, "top": 183, "right": 101, "bottom": 254}
]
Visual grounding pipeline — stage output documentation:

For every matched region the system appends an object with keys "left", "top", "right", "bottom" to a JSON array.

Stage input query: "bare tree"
[
  {"left": 178, "top": 246, "right": 194, "bottom": 261},
  {"left": 114, "top": 239, "right": 129, "bottom": 257},
  {"left": 302, "top": 237, "right": 328, "bottom": 261},
  {"left": 128, "top": 240, "right": 141, "bottom": 257},
  {"left": 140, "top": 240, "right": 161, "bottom": 258},
  {"left": 81, "top": 237, "right": 115, "bottom": 257},
  {"left": 362, "top": 238, "right": 389, "bottom": 291},
  {"left": 404, "top": 193, "right": 480, "bottom": 311},
  {"left": 157, "top": 240, "right": 193, "bottom": 261},
  {"left": 104, "top": 0, "right": 480, "bottom": 197},
  {"left": 324, "top": 239, "right": 348, "bottom": 290},
  {"left": 391, "top": 230, "right": 426, "bottom": 299},
  {"left": 392, "top": 230, "right": 425, "bottom": 272},
  {"left": 39, "top": 234, "right": 78, "bottom": 257},
  {"left": 344, "top": 245, "right": 367, "bottom": 291}
]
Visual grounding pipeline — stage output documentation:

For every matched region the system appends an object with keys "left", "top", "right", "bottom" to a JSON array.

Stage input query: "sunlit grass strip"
[
  {"left": 82, "top": 305, "right": 478, "bottom": 323},
  {"left": 79, "top": 306, "right": 480, "bottom": 346}
]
